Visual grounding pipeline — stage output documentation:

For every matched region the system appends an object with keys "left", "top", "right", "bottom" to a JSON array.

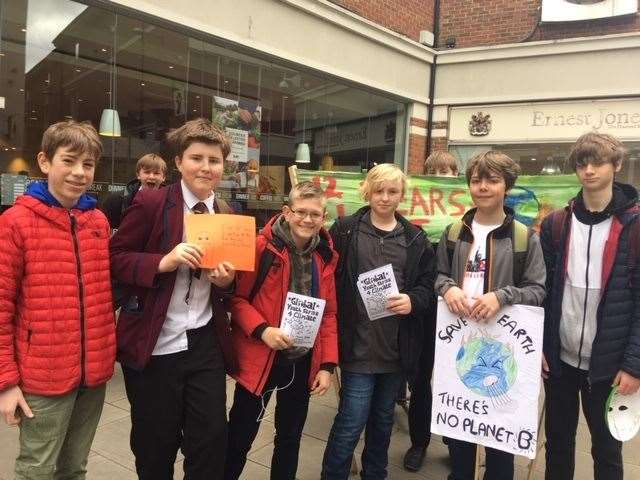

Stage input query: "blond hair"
[
  {"left": 166, "top": 118, "right": 231, "bottom": 159},
  {"left": 41, "top": 120, "right": 102, "bottom": 161},
  {"left": 136, "top": 153, "right": 167, "bottom": 174},
  {"left": 359, "top": 163, "right": 407, "bottom": 201},
  {"left": 465, "top": 151, "right": 520, "bottom": 191},
  {"left": 425, "top": 151, "right": 459, "bottom": 176},
  {"left": 288, "top": 181, "right": 326, "bottom": 206}
]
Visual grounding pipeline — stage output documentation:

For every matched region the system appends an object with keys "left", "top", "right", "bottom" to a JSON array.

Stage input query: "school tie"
[
  {"left": 192, "top": 201, "right": 209, "bottom": 215},
  {"left": 185, "top": 202, "right": 209, "bottom": 303}
]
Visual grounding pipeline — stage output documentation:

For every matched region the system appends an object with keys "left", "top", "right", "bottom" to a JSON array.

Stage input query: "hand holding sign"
[
  {"left": 185, "top": 214, "right": 256, "bottom": 271},
  {"left": 280, "top": 292, "right": 326, "bottom": 348},
  {"left": 357, "top": 264, "right": 400, "bottom": 320},
  {"left": 206, "top": 261, "right": 236, "bottom": 289}
]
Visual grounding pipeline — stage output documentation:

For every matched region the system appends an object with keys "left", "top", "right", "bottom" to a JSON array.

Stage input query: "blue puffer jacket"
[{"left": 540, "top": 183, "right": 640, "bottom": 383}]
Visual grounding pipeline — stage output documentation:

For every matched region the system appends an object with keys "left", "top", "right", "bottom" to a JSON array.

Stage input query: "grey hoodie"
[{"left": 435, "top": 208, "right": 546, "bottom": 308}]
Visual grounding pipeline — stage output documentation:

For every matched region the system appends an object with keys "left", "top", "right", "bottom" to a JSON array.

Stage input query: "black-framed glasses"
[{"left": 289, "top": 208, "right": 325, "bottom": 222}]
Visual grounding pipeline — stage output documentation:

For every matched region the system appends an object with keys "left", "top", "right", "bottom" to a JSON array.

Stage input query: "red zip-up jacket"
[
  {"left": 0, "top": 195, "right": 116, "bottom": 395},
  {"left": 229, "top": 215, "right": 338, "bottom": 395}
]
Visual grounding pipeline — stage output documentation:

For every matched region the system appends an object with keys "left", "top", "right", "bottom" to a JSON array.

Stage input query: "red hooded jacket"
[
  {"left": 229, "top": 215, "right": 338, "bottom": 395},
  {"left": 0, "top": 194, "right": 116, "bottom": 395}
]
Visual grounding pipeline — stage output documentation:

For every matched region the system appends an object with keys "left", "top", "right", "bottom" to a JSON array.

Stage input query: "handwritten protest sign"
[
  {"left": 356, "top": 264, "right": 399, "bottom": 320},
  {"left": 294, "top": 169, "right": 580, "bottom": 243},
  {"left": 185, "top": 213, "right": 256, "bottom": 271},
  {"left": 431, "top": 299, "right": 544, "bottom": 458},
  {"left": 280, "top": 292, "right": 326, "bottom": 348}
]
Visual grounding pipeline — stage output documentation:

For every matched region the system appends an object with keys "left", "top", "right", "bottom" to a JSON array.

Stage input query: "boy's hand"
[
  {"left": 310, "top": 371, "right": 332, "bottom": 396},
  {"left": 470, "top": 292, "right": 500, "bottom": 322},
  {"left": 443, "top": 287, "right": 470, "bottom": 317},
  {"left": 0, "top": 386, "right": 33, "bottom": 426},
  {"left": 261, "top": 327, "right": 294, "bottom": 350},
  {"left": 207, "top": 262, "right": 236, "bottom": 289},
  {"left": 386, "top": 294, "right": 412, "bottom": 315},
  {"left": 613, "top": 370, "right": 640, "bottom": 395},
  {"left": 541, "top": 354, "right": 550, "bottom": 379},
  {"left": 158, "top": 243, "right": 203, "bottom": 273}
]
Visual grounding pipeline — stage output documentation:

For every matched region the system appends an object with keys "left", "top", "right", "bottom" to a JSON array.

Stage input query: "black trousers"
[
  {"left": 544, "top": 361, "right": 623, "bottom": 480},
  {"left": 408, "top": 307, "right": 436, "bottom": 448},
  {"left": 224, "top": 355, "right": 312, "bottom": 480},
  {"left": 447, "top": 439, "right": 514, "bottom": 480},
  {"left": 122, "top": 321, "right": 227, "bottom": 480}
]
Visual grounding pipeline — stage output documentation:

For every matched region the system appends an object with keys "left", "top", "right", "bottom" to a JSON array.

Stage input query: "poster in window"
[{"left": 213, "top": 96, "right": 261, "bottom": 191}]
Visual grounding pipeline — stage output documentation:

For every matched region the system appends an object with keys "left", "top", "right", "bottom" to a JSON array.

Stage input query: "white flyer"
[
  {"left": 280, "top": 292, "right": 326, "bottom": 348},
  {"left": 356, "top": 264, "right": 399, "bottom": 320}
]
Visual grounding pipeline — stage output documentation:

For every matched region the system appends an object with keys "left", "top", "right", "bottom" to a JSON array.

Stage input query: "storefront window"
[
  {"left": 450, "top": 142, "right": 640, "bottom": 187},
  {"left": 0, "top": 0, "right": 407, "bottom": 224}
]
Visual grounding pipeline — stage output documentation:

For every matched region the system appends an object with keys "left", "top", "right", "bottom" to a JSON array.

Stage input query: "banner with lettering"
[
  {"left": 431, "top": 300, "right": 544, "bottom": 459},
  {"left": 295, "top": 170, "right": 580, "bottom": 243}
]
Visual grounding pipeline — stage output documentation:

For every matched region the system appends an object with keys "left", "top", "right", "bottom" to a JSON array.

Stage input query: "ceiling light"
[
  {"left": 168, "top": 65, "right": 174, "bottom": 69},
  {"left": 101, "top": 48, "right": 107, "bottom": 52},
  {"left": 19, "top": 88, "right": 24, "bottom": 92},
  {"left": 75, "top": 68, "right": 81, "bottom": 73},
  {"left": 140, "top": 82, "right": 145, "bottom": 86},
  {"left": 21, "top": 28, "right": 26, "bottom": 33}
]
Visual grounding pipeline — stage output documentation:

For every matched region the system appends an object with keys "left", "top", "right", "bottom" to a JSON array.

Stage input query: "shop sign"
[
  {"left": 295, "top": 169, "right": 580, "bottom": 243},
  {"left": 314, "top": 116, "right": 396, "bottom": 153},
  {"left": 450, "top": 99, "right": 640, "bottom": 144}
]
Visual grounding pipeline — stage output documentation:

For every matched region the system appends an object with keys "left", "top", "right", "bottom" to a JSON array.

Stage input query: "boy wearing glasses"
[
  {"left": 224, "top": 181, "right": 338, "bottom": 480},
  {"left": 541, "top": 133, "right": 640, "bottom": 480}
]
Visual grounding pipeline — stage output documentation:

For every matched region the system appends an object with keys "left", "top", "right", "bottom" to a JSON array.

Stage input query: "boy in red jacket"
[
  {"left": 0, "top": 120, "right": 116, "bottom": 479},
  {"left": 224, "top": 181, "right": 338, "bottom": 480}
]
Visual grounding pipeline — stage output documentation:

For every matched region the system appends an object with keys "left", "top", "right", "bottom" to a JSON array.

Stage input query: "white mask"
[{"left": 606, "top": 387, "right": 640, "bottom": 442}]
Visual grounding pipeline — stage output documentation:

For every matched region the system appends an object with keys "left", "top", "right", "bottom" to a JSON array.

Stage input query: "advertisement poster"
[
  {"left": 213, "top": 96, "right": 261, "bottom": 190},
  {"left": 431, "top": 300, "right": 544, "bottom": 458},
  {"left": 295, "top": 170, "right": 580, "bottom": 243}
]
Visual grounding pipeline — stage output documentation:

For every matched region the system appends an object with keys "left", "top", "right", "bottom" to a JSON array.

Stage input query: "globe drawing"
[{"left": 456, "top": 337, "right": 517, "bottom": 401}]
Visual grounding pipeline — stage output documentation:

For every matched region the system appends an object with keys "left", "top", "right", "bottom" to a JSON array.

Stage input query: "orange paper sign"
[{"left": 185, "top": 214, "right": 256, "bottom": 271}]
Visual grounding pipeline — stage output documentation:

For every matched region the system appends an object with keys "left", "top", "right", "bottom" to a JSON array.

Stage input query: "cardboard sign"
[
  {"left": 280, "top": 292, "right": 326, "bottom": 348},
  {"left": 431, "top": 299, "right": 544, "bottom": 459},
  {"left": 185, "top": 213, "right": 256, "bottom": 271},
  {"left": 356, "top": 264, "right": 399, "bottom": 320}
]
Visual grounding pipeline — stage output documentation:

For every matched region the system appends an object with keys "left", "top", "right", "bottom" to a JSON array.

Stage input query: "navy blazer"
[{"left": 110, "top": 182, "right": 237, "bottom": 372}]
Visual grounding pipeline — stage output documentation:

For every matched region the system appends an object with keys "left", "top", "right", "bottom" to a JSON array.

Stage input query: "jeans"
[
  {"left": 544, "top": 362, "right": 622, "bottom": 480},
  {"left": 225, "top": 355, "right": 311, "bottom": 480},
  {"left": 16, "top": 385, "right": 106, "bottom": 480},
  {"left": 322, "top": 370, "right": 404, "bottom": 480}
]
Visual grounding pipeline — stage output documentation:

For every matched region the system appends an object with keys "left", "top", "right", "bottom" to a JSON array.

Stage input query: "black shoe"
[{"left": 403, "top": 445, "right": 426, "bottom": 472}]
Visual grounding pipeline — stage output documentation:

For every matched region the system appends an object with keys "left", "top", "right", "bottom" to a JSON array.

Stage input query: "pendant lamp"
[
  {"left": 295, "top": 99, "right": 310, "bottom": 163},
  {"left": 100, "top": 14, "right": 121, "bottom": 137}
]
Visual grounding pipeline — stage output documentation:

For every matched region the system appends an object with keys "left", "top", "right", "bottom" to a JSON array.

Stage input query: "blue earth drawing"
[{"left": 456, "top": 336, "right": 517, "bottom": 403}]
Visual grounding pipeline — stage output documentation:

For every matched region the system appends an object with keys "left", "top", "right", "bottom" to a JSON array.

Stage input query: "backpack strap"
[
  {"left": 446, "top": 221, "right": 464, "bottom": 270},
  {"left": 247, "top": 236, "right": 285, "bottom": 302},
  {"left": 550, "top": 209, "right": 568, "bottom": 252},
  {"left": 512, "top": 220, "right": 529, "bottom": 286}
]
